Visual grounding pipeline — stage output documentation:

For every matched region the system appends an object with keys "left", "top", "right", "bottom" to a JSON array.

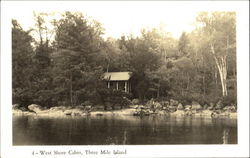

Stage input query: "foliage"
[{"left": 12, "top": 11, "right": 237, "bottom": 108}]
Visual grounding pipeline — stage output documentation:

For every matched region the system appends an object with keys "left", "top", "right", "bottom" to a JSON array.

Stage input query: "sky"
[{"left": 10, "top": 1, "right": 239, "bottom": 39}]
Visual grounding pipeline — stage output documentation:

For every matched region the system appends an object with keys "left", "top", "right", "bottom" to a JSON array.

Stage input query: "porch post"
[
  {"left": 107, "top": 81, "right": 110, "bottom": 88},
  {"left": 125, "top": 81, "right": 127, "bottom": 92},
  {"left": 116, "top": 81, "right": 119, "bottom": 90}
]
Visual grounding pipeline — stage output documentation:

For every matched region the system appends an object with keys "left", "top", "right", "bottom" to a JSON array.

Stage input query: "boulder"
[
  {"left": 219, "top": 111, "right": 230, "bottom": 117},
  {"left": 201, "top": 110, "right": 213, "bottom": 117},
  {"left": 12, "top": 104, "right": 20, "bottom": 110},
  {"left": 136, "top": 105, "right": 145, "bottom": 109},
  {"left": 184, "top": 105, "right": 192, "bottom": 111},
  {"left": 113, "top": 105, "right": 122, "bottom": 110},
  {"left": 145, "top": 99, "right": 154, "bottom": 108},
  {"left": 154, "top": 102, "right": 162, "bottom": 110},
  {"left": 170, "top": 99, "right": 178, "bottom": 106},
  {"left": 211, "top": 111, "right": 220, "bottom": 118},
  {"left": 203, "top": 104, "right": 208, "bottom": 110},
  {"left": 158, "top": 110, "right": 167, "bottom": 115},
  {"left": 19, "top": 106, "right": 28, "bottom": 112},
  {"left": 160, "top": 101, "right": 169, "bottom": 107},
  {"left": 132, "top": 99, "right": 140, "bottom": 105},
  {"left": 177, "top": 103, "right": 184, "bottom": 110},
  {"left": 171, "top": 110, "right": 185, "bottom": 116},
  {"left": 93, "top": 105, "right": 105, "bottom": 111},
  {"left": 191, "top": 101, "right": 202, "bottom": 110},
  {"left": 82, "top": 101, "right": 93, "bottom": 106},
  {"left": 185, "top": 110, "right": 193, "bottom": 116},
  {"left": 215, "top": 100, "right": 223, "bottom": 110},
  {"left": 49, "top": 106, "right": 67, "bottom": 112},
  {"left": 85, "top": 105, "right": 92, "bottom": 111},
  {"left": 105, "top": 106, "right": 113, "bottom": 111},
  {"left": 12, "top": 108, "right": 23, "bottom": 115},
  {"left": 223, "top": 105, "right": 236, "bottom": 112},
  {"left": 28, "top": 104, "right": 44, "bottom": 113},
  {"left": 208, "top": 103, "right": 215, "bottom": 110},
  {"left": 168, "top": 105, "right": 177, "bottom": 112},
  {"left": 129, "top": 105, "right": 138, "bottom": 109},
  {"left": 229, "top": 112, "right": 237, "bottom": 119},
  {"left": 64, "top": 109, "right": 86, "bottom": 116},
  {"left": 75, "top": 105, "right": 85, "bottom": 110}
]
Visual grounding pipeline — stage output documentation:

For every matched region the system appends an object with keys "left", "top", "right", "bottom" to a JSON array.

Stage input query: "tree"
[
  {"left": 12, "top": 20, "right": 34, "bottom": 105},
  {"left": 196, "top": 12, "right": 236, "bottom": 97},
  {"left": 178, "top": 32, "right": 190, "bottom": 56},
  {"left": 117, "top": 35, "right": 161, "bottom": 100},
  {"left": 52, "top": 12, "right": 105, "bottom": 106}
]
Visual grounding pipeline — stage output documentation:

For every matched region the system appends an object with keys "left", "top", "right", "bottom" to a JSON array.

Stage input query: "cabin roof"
[{"left": 103, "top": 72, "right": 132, "bottom": 81}]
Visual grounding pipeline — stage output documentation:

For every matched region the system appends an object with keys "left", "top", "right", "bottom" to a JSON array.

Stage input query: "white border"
[{"left": 1, "top": 1, "right": 249, "bottom": 158}]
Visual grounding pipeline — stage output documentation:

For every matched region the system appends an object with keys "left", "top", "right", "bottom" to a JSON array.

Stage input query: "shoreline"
[{"left": 12, "top": 104, "right": 237, "bottom": 119}]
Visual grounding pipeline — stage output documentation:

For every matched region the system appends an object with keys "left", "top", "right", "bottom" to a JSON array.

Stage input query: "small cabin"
[{"left": 103, "top": 72, "right": 132, "bottom": 93}]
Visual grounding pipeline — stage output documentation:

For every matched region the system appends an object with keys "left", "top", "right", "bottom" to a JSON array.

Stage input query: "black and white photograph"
[{"left": 0, "top": 1, "right": 249, "bottom": 158}]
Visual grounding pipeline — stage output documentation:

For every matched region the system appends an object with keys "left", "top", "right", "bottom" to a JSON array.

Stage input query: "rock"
[
  {"left": 215, "top": 100, "right": 223, "bottom": 110},
  {"left": 170, "top": 99, "right": 178, "bottom": 106},
  {"left": 132, "top": 99, "right": 140, "bottom": 105},
  {"left": 171, "top": 110, "right": 185, "bottom": 116},
  {"left": 136, "top": 105, "right": 145, "bottom": 109},
  {"left": 211, "top": 111, "right": 220, "bottom": 118},
  {"left": 201, "top": 110, "right": 213, "bottom": 117},
  {"left": 64, "top": 109, "right": 86, "bottom": 116},
  {"left": 219, "top": 112, "right": 230, "bottom": 117},
  {"left": 75, "top": 105, "right": 85, "bottom": 110},
  {"left": 28, "top": 104, "right": 44, "bottom": 113},
  {"left": 113, "top": 105, "right": 122, "bottom": 110},
  {"left": 85, "top": 105, "right": 92, "bottom": 111},
  {"left": 229, "top": 112, "right": 237, "bottom": 118},
  {"left": 208, "top": 103, "right": 215, "bottom": 110},
  {"left": 223, "top": 105, "right": 236, "bottom": 112},
  {"left": 203, "top": 104, "right": 208, "bottom": 110},
  {"left": 134, "top": 108, "right": 152, "bottom": 116},
  {"left": 154, "top": 102, "right": 162, "bottom": 110},
  {"left": 22, "top": 111, "right": 36, "bottom": 116},
  {"left": 168, "top": 105, "right": 177, "bottom": 112},
  {"left": 105, "top": 106, "right": 113, "bottom": 111},
  {"left": 96, "top": 113, "right": 103, "bottom": 116},
  {"left": 145, "top": 99, "right": 154, "bottom": 108},
  {"left": 185, "top": 110, "right": 193, "bottom": 116},
  {"left": 160, "top": 101, "right": 170, "bottom": 107},
  {"left": 82, "top": 101, "right": 93, "bottom": 106},
  {"left": 12, "top": 104, "right": 20, "bottom": 109},
  {"left": 158, "top": 110, "right": 167, "bottom": 115},
  {"left": 129, "top": 105, "right": 138, "bottom": 109},
  {"left": 184, "top": 105, "right": 192, "bottom": 111},
  {"left": 177, "top": 103, "right": 184, "bottom": 110},
  {"left": 191, "top": 101, "right": 202, "bottom": 110},
  {"left": 113, "top": 109, "right": 136, "bottom": 115},
  {"left": 12, "top": 109, "right": 23, "bottom": 115},
  {"left": 50, "top": 106, "right": 68, "bottom": 111},
  {"left": 93, "top": 105, "right": 105, "bottom": 111}
]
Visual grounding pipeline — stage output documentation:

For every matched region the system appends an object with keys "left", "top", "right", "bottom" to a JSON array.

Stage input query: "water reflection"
[
  {"left": 222, "top": 128, "right": 229, "bottom": 144},
  {"left": 13, "top": 115, "right": 237, "bottom": 145}
]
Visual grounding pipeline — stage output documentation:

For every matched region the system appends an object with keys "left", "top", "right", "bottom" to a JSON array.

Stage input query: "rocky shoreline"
[{"left": 12, "top": 99, "right": 237, "bottom": 119}]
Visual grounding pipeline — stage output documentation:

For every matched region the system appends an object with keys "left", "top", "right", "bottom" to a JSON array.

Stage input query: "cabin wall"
[{"left": 106, "top": 81, "right": 130, "bottom": 93}]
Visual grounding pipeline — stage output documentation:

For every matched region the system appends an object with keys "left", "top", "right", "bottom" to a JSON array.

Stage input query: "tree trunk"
[
  {"left": 186, "top": 73, "right": 190, "bottom": 91},
  {"left": 215, "top": 65, "right": 218, "bottom": 91},
  {"left": 70, "top": 73, "right": 73, "bottom": 106},
  {"left": 203, "top": 73, "right": 205, "bottom": 99},
  {"left": 157, "top": 85, "right": 160, "bottom": 98},
  {"left": 210, "top": 44, "right": 228, "bottom": 97}
]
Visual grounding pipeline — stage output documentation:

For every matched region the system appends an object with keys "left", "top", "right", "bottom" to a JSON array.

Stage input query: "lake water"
[{"left": 13, "top": 115, "right": 237, "bottom": 145}]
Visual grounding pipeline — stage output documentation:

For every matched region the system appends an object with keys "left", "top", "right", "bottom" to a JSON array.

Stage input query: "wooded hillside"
[{"left": 12, "top": 12, "right": 237, "bottom": 108}]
